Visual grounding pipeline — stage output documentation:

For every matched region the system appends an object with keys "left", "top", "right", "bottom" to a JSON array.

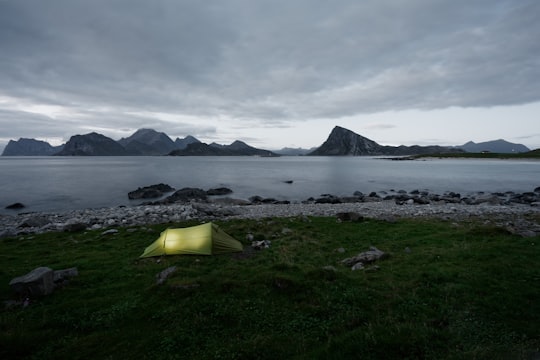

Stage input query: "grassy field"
[{"left": 1, "top": 216, "right": 539, "bottom": 359}]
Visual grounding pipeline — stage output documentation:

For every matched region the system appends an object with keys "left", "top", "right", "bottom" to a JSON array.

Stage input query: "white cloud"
[{"left": 0, "top": 0, "right": 539, "bottom": 151}]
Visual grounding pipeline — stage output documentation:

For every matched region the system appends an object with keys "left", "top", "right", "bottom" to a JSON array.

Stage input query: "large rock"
[
  {"left": 128, "top": 183, "right": 175, "bottom": 199},
  {"left": 206, "top": 187, "right": 233, "bottom": 196},
  {"left": 18, "top": 216, "right": 51, "bottom": 229},
  {"left": 5, "top": 202, "right": 25, "bottom": 210},
  {"left": 342, "top": 246, "right": 388, "bottom": 267},
  {"left": 165, "top": 187, "right": 208, "bottom": 203},
  {"left": 9, "top": 267, "right": 54, "bottom": 297}
]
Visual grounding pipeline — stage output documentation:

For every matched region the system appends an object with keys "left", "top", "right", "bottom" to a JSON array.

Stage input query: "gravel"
[{"left": 1, "top": 200, "right": 539, "bottom": 238}]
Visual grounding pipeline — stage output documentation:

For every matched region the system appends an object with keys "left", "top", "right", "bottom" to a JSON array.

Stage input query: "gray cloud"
[{"left": 0, "top": 0, "right": 539, "bottom": 144}]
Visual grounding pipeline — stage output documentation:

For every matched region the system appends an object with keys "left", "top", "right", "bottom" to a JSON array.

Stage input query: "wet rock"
[
  {"left": 128, "top": 183, "right": 175, "bottom": 200},
  {"left": 5, "top": 202, "right": 25, "bottom": 210},
  {"left": 165, "top": 187, "right": 207, "bottom": 203},
  {"left": 206, "top": 187, "right": 233, "bottom": 196}
]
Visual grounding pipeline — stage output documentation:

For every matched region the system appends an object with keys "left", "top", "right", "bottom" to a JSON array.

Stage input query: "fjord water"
[{"left": 0, "top": 156, "right": 538, "bottom": 214}]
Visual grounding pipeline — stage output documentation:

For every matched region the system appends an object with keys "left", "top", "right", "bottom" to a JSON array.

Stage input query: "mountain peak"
[
  {"left": 118, "top": 128, "right": 176, "bottom": 155},
  {"left": 309, "top": 126, "right": 382, "bottom": 155},
  {"left": 309, "top": 126, "right": 459, "bottom": 156}
]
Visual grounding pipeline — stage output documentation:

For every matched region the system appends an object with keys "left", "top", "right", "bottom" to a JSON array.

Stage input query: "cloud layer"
[{"left": 1, "top": 0, "right": 539, "bottom": 147}]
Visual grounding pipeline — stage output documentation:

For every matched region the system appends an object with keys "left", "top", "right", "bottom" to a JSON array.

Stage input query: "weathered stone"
[
  {"left": 18, "top": 216, "right": 50, "bottom": 229},
  {"left": 0, "top": 228, "right": 17, "bottom": 239},
  {"left": 165, "top": 188, "right": 208, "bottom": 203},
  {"left": 9, "top": 267, "right": 54, "bottom": 297},
  {"left": 315, "top": 195, "right": 341, "bottom": 204},
  {"left": 156, "top": 266, "right": 177, "bottom": 285},
  {"left": 63, "top": 221, "right": 87, "bottom": 232},
  {"left": 252, "top": 240, "right": 271, "bottom": 250},
  {"left": 365, "top": 265, "right": 381, "bottom": 272},
  {"left": 342, "top": 246, "right": 388, "bottom": 267},
  {"left": 206, "top": 187, "right": 233, "bottom": 196},
  {"left": 101, "top": 229, "right": 119, "bottom": 236},
  {"left": 5, "top": 202, "right": 25, "bottom": 210},
  {"left": 53, "top": 267, "right": 79, "bottom": 286},
  {"left": 336, "top": 212, "right": 364, "bottom": 222},
  {"left": 128, "top": 184, "right": 175, "bottom": 200},
  {"left": 351, "top": 262, "right": 365, "bottom": 271}
]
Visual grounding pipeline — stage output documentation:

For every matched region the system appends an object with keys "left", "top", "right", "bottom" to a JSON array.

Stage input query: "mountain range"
[{"left": 1, "top": 126, "right": 531, "bottom": 156}]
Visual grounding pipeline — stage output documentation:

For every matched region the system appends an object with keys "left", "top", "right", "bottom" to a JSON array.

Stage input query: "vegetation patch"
[{"left": 1, "top": 217, "right": 539, "bottom": 359}]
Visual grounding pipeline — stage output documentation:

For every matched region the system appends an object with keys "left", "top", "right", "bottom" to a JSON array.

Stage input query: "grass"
[{"left": 1, "top": 216, "right": 539, "bottom": 359}]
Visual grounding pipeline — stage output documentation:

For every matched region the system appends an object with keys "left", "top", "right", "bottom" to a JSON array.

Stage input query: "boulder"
[
  {"left": 63, "top": 221, "right": 87, "bottom": 232},
  {"left": 9, "top": 267, "right": 54, "bottom": 297},
  {"left": 18, "top": 216, "right": 50, "bottom": 229},
  {"left": 315, "top": 194, "right": 341, "bottom": 204},
  {"left": 156, "top": 266, "right": 177, "bottom": 285},
  {"left": 206, "top": 187, "right": 233, "bottom": 196},
  {"left": 53, "top": 267, "right": 79, "bottom": 287},
  {"left": 165, "top": 187, "right": 208, "bottom": 203},
  {"left": 5, "top": 202, "right": 25, "bottom": 210},
  {"left": 128, "top": 183, "right": 175, "bottom": 200},
  {"left": 336, "top": 212, "right": 364, "bottom": 222},
  {"left": 342, "top": 246, "right": 388, "bottom": 267}
]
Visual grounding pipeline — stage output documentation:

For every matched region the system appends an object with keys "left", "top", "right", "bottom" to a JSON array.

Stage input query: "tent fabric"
[{"left": 140, "top": 222, "right": 243, "bottom": 258}]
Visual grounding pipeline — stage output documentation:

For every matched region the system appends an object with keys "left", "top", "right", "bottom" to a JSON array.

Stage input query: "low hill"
[
  {"left": 169, "top": 140, "right": 278, "bottom": 156},
  {"left": 1, "top": 138, "right": 64, "bottom": 156},
  {"left": 459, "top": 139, "right": 529, "bottom": 153}
]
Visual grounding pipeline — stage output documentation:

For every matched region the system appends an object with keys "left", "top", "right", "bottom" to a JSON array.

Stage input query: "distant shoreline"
[{"left": 384, "top": 151, "right": 540, "bottom": 161}]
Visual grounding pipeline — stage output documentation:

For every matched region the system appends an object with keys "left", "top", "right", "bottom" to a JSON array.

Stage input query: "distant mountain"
[
  {"left": 458, "top": 139, "right": 529, "bottom": 153},
  {"left": 55, "top": 132, "right": 129, "bottom": 156},
  {"left": 169, "top": 140, "right": 279, "bottom": 156},
  {"left": 2, "top": 138, "right": 64, "bottom": 156},
  {"left": 174, "top": 135, "right": 200, "bottom": 150},
  {"left": 118, "top": 128, "right": 177, "bottom": 155},
  {"left": 274, "top": 147, "right": 317, "bottom": 156},
  {"left": 309, "top": 126, "right": 459, "bottom": 156}
]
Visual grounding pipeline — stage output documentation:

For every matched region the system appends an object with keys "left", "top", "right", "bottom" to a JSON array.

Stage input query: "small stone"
[
  {"left": 351, "top": 262, "right": 365, "bottom": 271},
  {"left": 156, "top": 266, "right": 177, "bottom": 285},
  {"left": 101, "top": 229, "right": 119, "bottom": 236}
]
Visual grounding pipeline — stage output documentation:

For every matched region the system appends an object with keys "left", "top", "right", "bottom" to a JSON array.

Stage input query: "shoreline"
[{"left": 2, "top": 198, "right": 539, "bottom": 238}]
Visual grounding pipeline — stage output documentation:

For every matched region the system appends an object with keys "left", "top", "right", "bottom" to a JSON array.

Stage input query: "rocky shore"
[{"left": 2, "top": 187, "right": 540, "bottom": 239}]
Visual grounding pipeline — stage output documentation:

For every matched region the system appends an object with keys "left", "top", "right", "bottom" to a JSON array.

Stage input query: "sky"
[{"left": 1, "top": 0, "right": 540, "bottom": 152}]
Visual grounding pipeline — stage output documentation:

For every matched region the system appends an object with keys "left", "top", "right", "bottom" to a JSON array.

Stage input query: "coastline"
[{"left": 2, "top": 198, "right": 539, "bottom": 238}]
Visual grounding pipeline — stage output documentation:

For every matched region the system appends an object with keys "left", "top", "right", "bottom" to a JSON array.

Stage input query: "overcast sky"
[{"left": 1, "top": 0, "right": 539, "bottom": 152}]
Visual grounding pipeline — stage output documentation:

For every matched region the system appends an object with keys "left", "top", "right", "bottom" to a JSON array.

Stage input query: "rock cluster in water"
[{"left": 1, "top": 187, "right": 540, "bottom": 239}]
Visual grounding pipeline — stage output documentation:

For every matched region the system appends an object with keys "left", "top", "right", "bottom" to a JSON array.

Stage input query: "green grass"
[{"left": 1, "top": 217, "right": 539, "bottom": 359}]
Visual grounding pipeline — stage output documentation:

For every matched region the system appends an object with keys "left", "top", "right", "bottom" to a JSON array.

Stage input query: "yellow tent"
[{"left": 140, "top": 222, "right": 243, "bottom": 258}]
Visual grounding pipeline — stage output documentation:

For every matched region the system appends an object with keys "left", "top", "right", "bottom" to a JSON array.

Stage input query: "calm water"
[{"left": 0, "top": 156, "right": 539, "bottom": 214}]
